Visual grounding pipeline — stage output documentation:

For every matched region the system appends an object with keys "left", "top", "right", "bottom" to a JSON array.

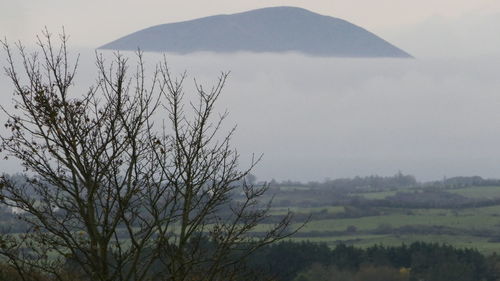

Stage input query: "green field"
[
  {"left": 5, "top": 184, "right": 500, "bottom": 254},
  {"left": 271, "top": 206, "right": 345, "bottom": 215},
  {"left": 356, "top": 190, "right": 399, "bottom": 199},
  {"left": 449, "top": 186, "right": 500, "bottom": 198},
  {"left": 267, "top": 185, "right": 500, "bottom": 254},
  {"left": 353, "top": 185, "right": 500, "bottom": 200}
]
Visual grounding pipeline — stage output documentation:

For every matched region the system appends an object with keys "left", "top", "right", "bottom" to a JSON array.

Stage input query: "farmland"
[
  {"left": 262, "top": 177, "right": 500, "bottom": 254},
  {"left": 3, "top": 174, "right": 500, "bottom": 254}
]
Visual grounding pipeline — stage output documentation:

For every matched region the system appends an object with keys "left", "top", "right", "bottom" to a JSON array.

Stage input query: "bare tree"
[{"left": 0, "top": 30, "right": 295, "bottom": 281}]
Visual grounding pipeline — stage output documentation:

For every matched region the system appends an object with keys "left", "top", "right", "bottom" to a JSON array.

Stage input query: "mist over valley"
[{"left": 2, "top": 50, "right": 499, "bottom": 182}]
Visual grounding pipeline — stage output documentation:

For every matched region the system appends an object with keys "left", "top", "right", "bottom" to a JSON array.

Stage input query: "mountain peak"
[
  {"left": 100, "top": 7, "right": 412, "bottom": 58},
  {"left": 234, "top": 6, "right": 316, "bottom": 15}
]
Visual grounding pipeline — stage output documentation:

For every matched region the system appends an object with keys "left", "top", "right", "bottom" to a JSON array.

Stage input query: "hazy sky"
[
  {"left": 2, "top": 1, "right": 500, "bottom": 182},
  {"left": 3, "top": 49, "right": 500, "bottom": 182},
  {"left": 2, "top": 0, "right": 500, "bottom": 55}
]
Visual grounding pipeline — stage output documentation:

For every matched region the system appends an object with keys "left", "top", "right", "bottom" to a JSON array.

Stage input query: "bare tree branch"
[{"left": 0, "top": 30, "right": 297, "bottom": 281}]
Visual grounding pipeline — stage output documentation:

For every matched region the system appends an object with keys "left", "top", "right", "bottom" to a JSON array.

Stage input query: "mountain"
[{"left": 99, "top": 6, "right": 412, "bottom": 58}]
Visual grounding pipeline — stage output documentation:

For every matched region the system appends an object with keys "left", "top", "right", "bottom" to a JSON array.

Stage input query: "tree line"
[{"left": 247, "top": 241, "right": 500, "bottom": 281}]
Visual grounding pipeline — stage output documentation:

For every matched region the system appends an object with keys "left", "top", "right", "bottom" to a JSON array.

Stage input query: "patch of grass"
[
  {"left": 356, "top": 190, "right": 399, "bottom": 199},
  {"left": 448, "top": 186, "right": 500, "bottom": 199},
  {"left": 295, "top": 211, "right": 500, "bottom": 232},
  {"left": 276, "top": 186, "right": 311, "bottom": 191},
  {"left": 270, "top": 206, "right": 345, "bottom": 215}
]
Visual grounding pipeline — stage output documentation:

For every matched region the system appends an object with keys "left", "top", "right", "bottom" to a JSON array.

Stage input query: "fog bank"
[{"left": 1, "top": 49, "right": 500, "bottom": 181}]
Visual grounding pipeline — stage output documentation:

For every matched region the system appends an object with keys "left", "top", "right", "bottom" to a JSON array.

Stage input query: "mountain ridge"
[{"left": 100, "top": 6, "right": 412, "bottom": 58}]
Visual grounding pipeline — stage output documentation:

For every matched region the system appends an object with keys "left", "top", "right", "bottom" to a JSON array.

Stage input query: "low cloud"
[{"left": 2, "top": 50, "right": 500, "bottom": 181}]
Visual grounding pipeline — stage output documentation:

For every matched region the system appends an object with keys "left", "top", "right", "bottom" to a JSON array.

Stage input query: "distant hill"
[{"left": 100, "top": 6, "right": 412, "bottom": 58}]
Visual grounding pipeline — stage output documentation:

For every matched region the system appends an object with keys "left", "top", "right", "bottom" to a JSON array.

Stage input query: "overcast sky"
[
  {"left": 2, "top": 0, "right": 500, "bottom": 57},
  {"left": 2, "top": 1, "right": 500, "bottom": 181}
]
